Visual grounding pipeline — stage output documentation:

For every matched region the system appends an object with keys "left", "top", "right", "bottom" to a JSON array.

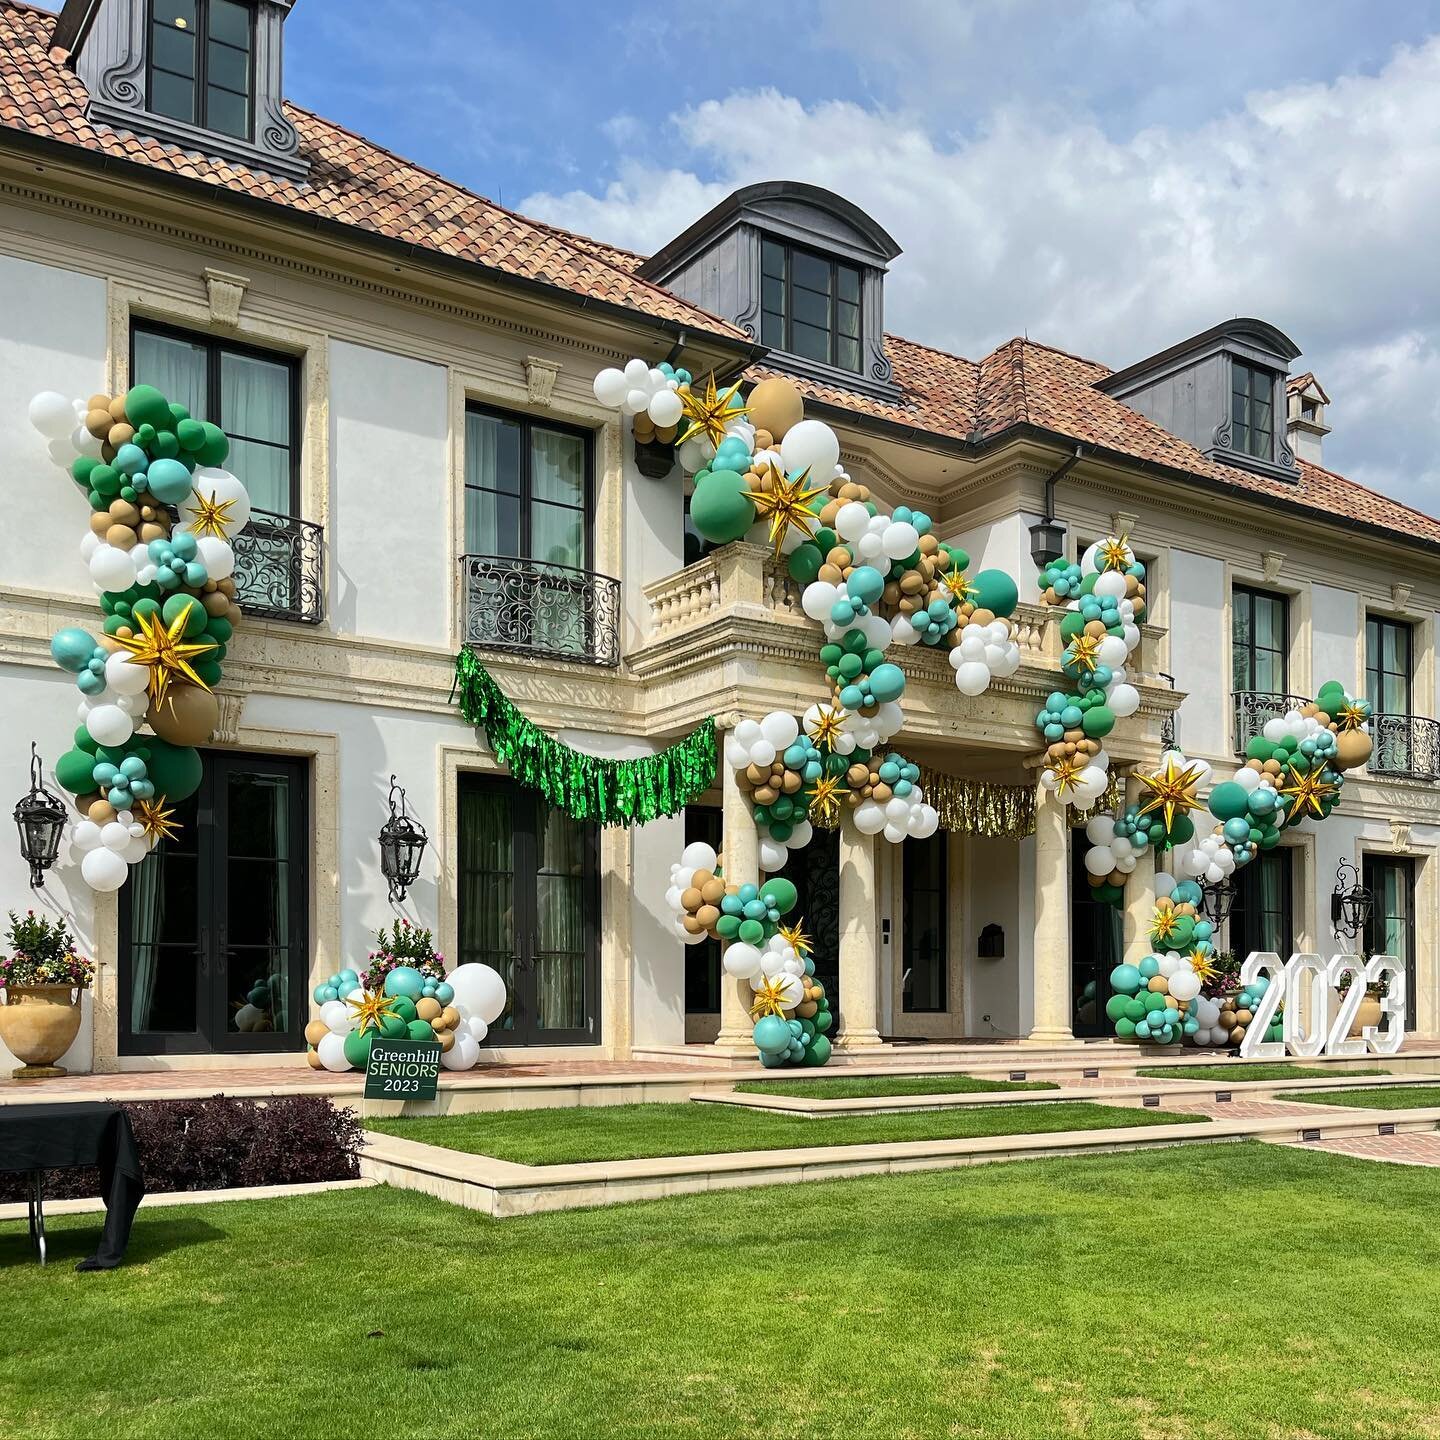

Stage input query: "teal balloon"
[
  {"left": 50, "top": 628, "right": 96, "bottom": 673},
  {"left": 1110, "top": 963, "right": 1142, "bottom": 993},
  {"left": 1208, "top": 781, "right": 1250, "bottom": 821},
  {"left": 969, "top": 568, "right": 1020, "bottom": 618},
  {"left": 145, "top": 457, "right": 194, "bottom": 505},
  {"left": 382, "top": 965, "right": 425, "bottom": 1000},
  {"left": 867, "top": 663, "right": 906, "bottom": 703},
  {"left": 847, "top": 566, "right": 885, "bottom": 605},
  {"left": 752, "top": 1015, "right": 792, "bottom": 1054},
  {"left": 435, "top": 983, "right": 455, "bottom": 1004}
]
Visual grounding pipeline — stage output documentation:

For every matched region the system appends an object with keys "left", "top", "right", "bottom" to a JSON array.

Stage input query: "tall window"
[
  {"left": 1364, "top": 856, "right": 1416, "bottom": 1028},
  {"left": 149, "top": 0, "right": 254, "bottom": 140},
  {"left": 131, "top": 322, "right": 297, "bottom": 516},
  {"left": 760, "top": 239, "right": 862, "bottom": 373},
  {"left": 1366, "top": 615, "right": 1412, "bottom": 716},
  {"left": 1232, "top": 586, "right": 1288, "bottom": 695},
  {"left": 902, "top": 834, "right": 948, "bottom": 1012},
  {"left": 1230, "top": 360, "right": 1275, "bottom": 460},
  {"left": 1229, "top": 849, "right": 1293, "bottom": 960}
]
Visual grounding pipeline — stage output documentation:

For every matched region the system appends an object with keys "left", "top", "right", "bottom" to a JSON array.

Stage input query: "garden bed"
[{"left": 1277, "top": 1084, "right": 1440, "bottom": 1108}]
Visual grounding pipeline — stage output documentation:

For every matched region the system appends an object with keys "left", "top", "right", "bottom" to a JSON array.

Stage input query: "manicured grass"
[
  {"left": 366, "top": 1099, "right": 1190, "bottom": 1165},
  {"left": 1136, "top": 1062, "right": 1391, "bottom": 1082},
  {"left": 735, "top": 1072, "right": 1056, "bottom": 1100},
  {"left": 7, "top": 1144, "right": 1440, "bottom": 1439},
  {"left": 1279, "top": 1084, "right": 1440, "bottom": 1109}
]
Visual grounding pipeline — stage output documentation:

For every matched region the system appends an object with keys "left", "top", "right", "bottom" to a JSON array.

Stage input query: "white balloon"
[
  {"left": 955, "top": 661, "right": 991, "bottom": 696},
  {"left": 1157, "top": 955, "right": 1179, "bottom": 977},
  {"left": 1096, "top": 635, "right": 1129, "bottom": 668},
  {"left": 315, "top": 1032, "right": 352, "bottom": 1072},
  {"left": 104, "top": 651, "right": 150, "bottom": 696},
  {"left": 833, "top": 501, "right": 871, "bottom": 542},
  {"left": 466, "top": 1015, "right": 488, "bottom": 1043},
  {"left": 120, "top": 834, "right": 151, "bottom": 864},
  {"left": 29, "top": 390, "right": 76, "bottom": 439},
  {"left": 71, "top": 820, "right": 102, "bottom": 852},
  {"left": 913, "top": 805, "right": 939, "bottom": 839},
  {"left": 749, "top": 739, "right": 776, "bottom": 768},
  {"left": 801, "top": 581, "right": 839, "bottom": 621},
  {"left": 196, "top": 535, "right": 235, "bottom": 580},
  {"left": 647, "top": 388, "right": 684, "bottom": 428},
  {"left": 1169, "top": 971, "right": 1202, "bottom": 1003},
  {"left": 1084, "top": 845, "right": 1115, "bottom": 877},
  {"left": 1154, "top": 871, "right": 1177, "bottom": 899},
  {"left": 722, "top": 942, "right": 764, "bottom": 980},
  {"left": 80, "top": 531, "right": 100, "bottom": 563},
  {"left": 1110, "top": 834, "right": 1134, "bottom": 860},
  {"left": 758, "top": 838, "right": 788, "bottom": 873},
  {"left": 853, "top": 799, "right": 887, "bottom": 835},
  {"left": 115, "top": 692, "right": 148, "bottom": 717},
  {"left": 100, "top": 820, "right": 131, "bottom": 852},
  {"left": 1108, "top": 683, "right": 1141, "bottom": 718},
  {"left": 89, "top": 544, "right": 136, "bottom": 592},
  {"left": 622, "top": 388, "right": 650, "bottom": 416},
  {"left": 759, "top": 711, "right": 799, "bottom": 750},
  {"left": 1086, "top": 815, "right": 1116, "bottom": 845},
  {"left": 678, "top": 841, "right": 718, "bottom": 872},
  {"left": 445, "top": 963, "right": 508, "bottom": 1024},
  {"left": 733, "top": 719, "right": 763, "bottom": 747},
  {"left": 882, "top": 521, "right": 920, "bottom": 559},
  {"left": 592, "top": 367, "right": 629, "bottom": 408},
  {"left": 441, "top": 1032, "right": 481, "bottom": 1070},
  {"left": 882, "top": 823, "right": 907, "bottom": 844},
  {"left": 71, "top": 424, "right": 104, "bottom": 459},
  {"left": 779, "top": 419, "right": 841, "bottom": 484},
  {"left": 622, "top": 358, "right": 651, "bottom": 385},
  {"left": 320, "top": 999, "right": 352, "bottom": 1035},
  {"left": 80, "top": 846, "right": 128, "bottom": 892},
  {"left": 1094, "top": 570, "right": 1128, "bottom": 599},
  {"left": 86, "top": 704, "right": 134, "bottom": 747}
]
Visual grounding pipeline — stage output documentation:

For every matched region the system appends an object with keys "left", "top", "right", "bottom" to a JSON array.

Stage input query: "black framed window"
[
  {"left": 1364, "top": 855, "right": 1416, "bottom": 1028},
  {"left": 464, "top": 405, "right": 593, "bottom": 570},
  {"left": 1229, "top": 849, "right": 1293, "bottom": 960},
  {"left": 1232, "top": 585, "right": 1288, "bottom": 695},
  {"left": 683, "top": 806, "right": 723, "bottom": 1014},
  {"left": 130, "top": 321, "right": 299, "bottom": 517},
  {"left": 1231, "top": 360, "right": 1275, "bottom": 460},
  {"left": 149, "top": 0, "right": 255, "bottom": 140},
  {"left": 760, "top": 238, "right": 862, "bottom": 373},
  {"left": 902, "top": 833, "right": 948, "bottom": 1012},
  {"left": 1366, "top": 615, "right": 1412, "bottom": 716}
]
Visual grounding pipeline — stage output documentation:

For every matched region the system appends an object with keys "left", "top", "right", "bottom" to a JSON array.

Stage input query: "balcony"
[
  {"left": 460, "top": 553, "right": 621, "bottom": 667},
  {"left": 232, "top": 509, "right": 325, "bottom": 625},
  {"left": 1368, "top": 713, "right": 1440, "bottom": 781},
  {"left": 1233, "top": 690, "right": 1311, "bottom": 753}
]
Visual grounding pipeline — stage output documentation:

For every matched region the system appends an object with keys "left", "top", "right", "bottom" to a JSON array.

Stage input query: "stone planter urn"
[
  {"left": 1349, "top": 995, "right": 1384, "bottom": 1038},
  {"left": 0, "top": 984, "right": 82, "bottom": 1079}
]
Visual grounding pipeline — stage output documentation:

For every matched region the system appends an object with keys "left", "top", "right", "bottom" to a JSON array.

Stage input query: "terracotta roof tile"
[{"left": 0, "top": 2, "right": 746, "bottom": 342}]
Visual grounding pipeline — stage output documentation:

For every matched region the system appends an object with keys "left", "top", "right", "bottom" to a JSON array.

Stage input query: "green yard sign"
[{"left": 364, "top": 1039, "right": 442, "bottom": 1101}]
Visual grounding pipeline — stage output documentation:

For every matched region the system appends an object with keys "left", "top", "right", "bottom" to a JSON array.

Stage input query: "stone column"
[
  {"left": 836, "top": 821, "right": 884, "bottom": 1048},
  {"left": 1122, "top": 773, "right": 1157, "bottom": 970},
  {"left": 1026, "top": 784, "right": 1074, "bottom": 1043},
  {"left": 714, "top": 747, "right": 759, "bottom": 1051}
]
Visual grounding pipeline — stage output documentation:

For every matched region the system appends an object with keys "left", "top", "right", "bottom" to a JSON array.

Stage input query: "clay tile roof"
[{"left": 0, "top": 1, "right": 747, "bottom": 343}]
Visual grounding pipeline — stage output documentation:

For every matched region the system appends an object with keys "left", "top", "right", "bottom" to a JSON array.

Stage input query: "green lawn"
[
  {"left": 367, "top": 1099, "right": 1188, "bottom": 1165},
  {"left": 735, "top": 1072, "right": 1056, "bottom": 1100},
  {"left": 7, "top": 1144, "right": 1440, "bottom": 1439},
  {"left": 1136, "top": 1062, "right": 1391, "bottom": 1082},
  {"left": 1279, "top": 1084, "right": 1440, "bottom": 1109}
]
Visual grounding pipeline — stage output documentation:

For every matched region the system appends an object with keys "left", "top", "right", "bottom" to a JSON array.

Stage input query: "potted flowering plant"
[
  {"left": 0, "top": 910, "right": 94, "bottom": 1079},
  {"left": 360, "top": 917, "right": 445, "bottom": 994}
]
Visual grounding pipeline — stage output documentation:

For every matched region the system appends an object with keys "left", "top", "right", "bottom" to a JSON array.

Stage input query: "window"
[
  {"left": 1229, "top": 849, "right": 1293, "bottom": 961},
  {"left": 760, "top": 238, "right": 862, "bottom": 374},
  {"left": 130, "top": 322, "right": 298, "bottom": 517},
  {"left": 1366, "top": 616, "right": 1412, "bottom": 716},
  {"left": 149, "top": 0, "right": 254, "bottom": 140},
  {"left": 1364, "top": 856, "right": 1416, "bottom": 1028},
  {"left": 1230, "top": 360, "right": 1275, "bottom": 460},
  {"left": 1232, "top": 586, "right": 1288, "bottom": 696},
  {"left": 902, "top": 834, "right": 948, "bottom": 1012}
]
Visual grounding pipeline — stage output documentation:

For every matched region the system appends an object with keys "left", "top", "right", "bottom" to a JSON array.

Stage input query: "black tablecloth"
[{"left": 0, "top": 1102, "right": 145, "bottom": 1268}]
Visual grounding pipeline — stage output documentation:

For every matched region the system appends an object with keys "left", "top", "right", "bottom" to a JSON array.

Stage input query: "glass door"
[
  {"left": 1070, "top": 850, "right": 1121, "bottom": 1037},
  {"left": 902, "top": 834, "right": 948, "bottom": 1014},
  {"left": 457, "top": 775, "right": 599, "bottom": 1045},
  {"left": 1364, "top": 856, "right": 1417, "bottom": 1028},
  {"left": 120, "top": 753, "right": 308, "bottom": 1054}
]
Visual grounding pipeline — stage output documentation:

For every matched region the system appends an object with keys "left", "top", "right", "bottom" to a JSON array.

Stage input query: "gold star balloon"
[
  {"left": 748, "top": 973, "right": 794, "bottom": 1021},
  {"left": 776, "top": 920, "right": 812, "bottom": 958},
  {"left": 806, "top": 773, "right": 846, "bottom": 827},
  {"left": 1336, "top": 701, "right": 1369, "bottom": 732},
  {"left": 1150, "top": 903, "right": 1182, "bottom": 946},
  {"left": 745, "top": 462, "right": 828, "bottom": 559},
  {"left": 1046, "top": 755, "right": 1087, "bottom": 798},
  {"left": 1065, "top": 633, "right": 1103, "bottom": 675},
  {"left": 112, "top": 601, "right": 216, "bottom": 708},
  {"left": 133, "top": 796, "right": 180, "bottom": 847},
  {"left": 1135, "top": 755, "right": 1206, "bottom": 832},
  {"left": 806, "top": 705, "right": 849, "bottom": 752},
  {"left": 187, "top": 483, "right": 240, "bottom": 540},
  {"left": 937, "top": 561, "right": 976, "bottom": 606},
  {"left": 677, "top": 372, "right": 747, "bottom": 449},
  {"left": 1097, "top": 535, "right": 1132, "bottom": 572},
  {"left": 347, "top": 988, "right": 400, "bottom": 1037},
  {"left": 1187, "top": 948, "right": 1216, "bottom": 986},
  {"left": 1278, "top": 762, "right": 1339, "bottom": 820}
]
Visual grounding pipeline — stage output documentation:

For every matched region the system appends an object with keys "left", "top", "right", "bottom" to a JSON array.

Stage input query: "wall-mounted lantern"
[
  {"left": 1331, "top": 858, "right": 1373, "bottom": 940},
  {"left": 14, "top": 743, "right": 66, "bottom": 890},
  {"left": 978, "top": 923, "right": 1005, "bottom": 959},
  {"left": 378, "top": 774, "right": 428, "bottom": 904},
  {"left": 1199, "top": 878, "right": 1237, "bottom": 928}
]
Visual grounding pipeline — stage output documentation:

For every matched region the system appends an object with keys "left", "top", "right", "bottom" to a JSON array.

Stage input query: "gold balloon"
[
  {"left": 306, "top": 1048, "right": 324, "bottom": 1069},
  {"left": 1334, "top": 728, "right": 1373, "bottom": 771},
  {"left": 744, "top": 376, "right": 805, "bottom": 440},
  {"left": 304, "top": 1019, "right": 329, "bottom": 1047},
  {"left": 438, "top": 1029, "right": 456, "bottom": 1052},
  {"left": 147, "top": 682, "right": 220, "bottom": 747},
  {"left": 416, "top": 996, "right": 442, "bottom": 1022}
]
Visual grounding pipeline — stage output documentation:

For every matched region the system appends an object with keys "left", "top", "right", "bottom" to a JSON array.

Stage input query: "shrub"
[
  {"left": 361, "top": 916, "right": 445, "bottom": 992},
  {"left": 0, "top": 1093, "right": 362, "bottom": 1201}
]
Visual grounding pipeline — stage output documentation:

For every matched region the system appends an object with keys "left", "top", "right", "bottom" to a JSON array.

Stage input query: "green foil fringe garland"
[
  {"left": 918, "top": 766, "right": 1122, "bottom": 838},
  {"left": 452, "top": 652, "right": 716, "bottom": 826}
]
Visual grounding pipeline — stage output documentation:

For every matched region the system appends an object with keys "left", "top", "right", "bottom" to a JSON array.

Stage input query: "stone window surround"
[
  {"left": 1353, "top": 593, "right": 1435, "bottom": 726},
  {"left": 1222, "top": 561, "right": 1313, "bottom": 713},
  {"left": 1354, "top": 835, "right": 1438, "bottom": 1039}
]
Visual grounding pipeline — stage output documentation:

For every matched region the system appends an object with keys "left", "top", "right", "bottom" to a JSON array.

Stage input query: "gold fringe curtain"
[{"left": 919, "top": 766, "right": 1122, "bottom": 838}]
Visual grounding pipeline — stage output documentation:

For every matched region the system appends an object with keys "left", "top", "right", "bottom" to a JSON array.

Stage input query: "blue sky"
[{"left": 282, "top": 5, "right": 1440, "bottom": 508}]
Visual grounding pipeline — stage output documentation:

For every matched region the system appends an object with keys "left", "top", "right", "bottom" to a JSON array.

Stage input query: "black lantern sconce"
[
  {"left": 977, "top": 923, "right": 1005, "bottom": 959},
  {"left": 14, "top": 743, "right": 66, "bottom": 890},
  {"left": 1198, "top": 877, "right": 1237, "bottom": 928},
  {"left": 1331, "top": 858, "right": 1373, "bottom": 940},
  {"left": 378, "top": 774, "right": 428, "bottom": 904},
  {"left": 1028, "top": 518, "right": 1067, "bottom": 570}
]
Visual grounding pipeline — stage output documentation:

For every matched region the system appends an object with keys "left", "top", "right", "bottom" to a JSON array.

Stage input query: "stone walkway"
[{"left": 1302, "top": 1132, "right": 1440, "bottom": 1167}]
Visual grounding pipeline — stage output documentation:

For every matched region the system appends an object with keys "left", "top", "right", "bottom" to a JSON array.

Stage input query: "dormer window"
[
  {"left": 760, "top": 239, "right": 862, "bottom": 374},
  {"left": 1230, "top": 360, "right": 1275, "bottom": 461},
  {"left": 149, "top": 0, "right": 254, "bottom": 140}
]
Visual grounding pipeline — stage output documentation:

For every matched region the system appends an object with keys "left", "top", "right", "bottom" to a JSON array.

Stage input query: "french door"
[
  {"left": 1364, "top": 856, "right": 1417, "bottom": 1029},
  {"left": 120, "top": 753, "right": 309, "bottom": 1054},
  {"left": 457, "top": 775, "right": 600, "bottom": 1045},
  {"left": 1070, "top": 849, "right": 1122, "bottom": 1037}
]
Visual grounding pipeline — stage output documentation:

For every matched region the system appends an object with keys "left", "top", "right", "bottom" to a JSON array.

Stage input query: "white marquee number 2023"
[{"left": 1238, "top": 952, "right": 1405, "bottom": 1059}]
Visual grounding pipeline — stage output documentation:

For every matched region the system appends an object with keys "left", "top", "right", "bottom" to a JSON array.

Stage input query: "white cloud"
[{"left": 522, "top": 37, "right": 1440, "bottom": 511}]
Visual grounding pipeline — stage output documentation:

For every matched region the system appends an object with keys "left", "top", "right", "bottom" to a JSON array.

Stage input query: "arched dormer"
[
  {"left": 640, "top": 182, "right": 902, "bottom": 398},
  {"left": 1097, "top": 318, "right": 1303, "bottom": 482}
]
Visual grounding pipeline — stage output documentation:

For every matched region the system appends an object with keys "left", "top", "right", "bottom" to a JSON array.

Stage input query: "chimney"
[{"left": 1286, "top": 373, "right": 1331, "bottom": 465}]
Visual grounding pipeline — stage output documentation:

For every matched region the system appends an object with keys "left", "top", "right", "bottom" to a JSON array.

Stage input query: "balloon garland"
[{"left": 27, "top": 385, "right": 252, "bottom": 892}]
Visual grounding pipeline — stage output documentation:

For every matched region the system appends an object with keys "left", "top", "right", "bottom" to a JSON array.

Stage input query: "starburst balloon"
[
  {"left": 346, "top": 988, "right": 400, "bottom": 1037},
  {"left": 677, "top": 372, "right": 747, "bottom": 449},
  {"left": 111, "top": 600, "right": 216, "bottom": 709},
  {"left": 806, "top": 705, "right": 849, "bottom": 751},
  {"left": 806, "top": 773, "right": 846, "bottom": 827},
  {"left": 187, "top": 483, "right": 240, "bottom": 540},
  {"left": 748, "top": 973, "right": 794, "bottom": 1021},
  {"left": 1097, "top": 535, "right": 1132, "bottom": 572},
  {"left": 745, "top": 462, "right": 827, "bottom": 559},
  {"left": 1135, "top": 755, "right": 1206, "bottom": 832},
  {"left": 937, "top": 562, "right": 977, "bottom": 606},
  {"left": 132, "top": 797, "right": 180, "bottom": 847},
  {"left": 1278, "top": 762, "right": 1339, "bottom": 820},
  {"left": 776, "top": 920, "right": 812, "bottom": 958}
]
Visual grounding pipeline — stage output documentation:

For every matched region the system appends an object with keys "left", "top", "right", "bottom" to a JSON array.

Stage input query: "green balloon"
[
  {"left": 803, "top": 1033, "right": 832, "bottom": 1066},
  {"left": 406, "top": 1019, "right": 435, "bottom": 1043},
  {"left": 715, "top": 914, "right": 741, "bottom": 939},
  {"left": 192, "top": 659, "right": 223, "bottom": 688},
  {"left": 141, "top": 737, "right": 204, "bottom": 802},
  {"left": 737, "top": 918, "right": 766, "bottom": 945},
  {"left": 969, "top": 568, "right": 1019, "bottom": 618},
  {"left": 1105, "top": 994, "right": 1130, "bottom": 1021},
  {"left": 1167, "top": 813, "right": 1195, "bottom": 845},
  {"left": 123, "top": 384, "right": 174, "bottom": 432},
  {"left": 1059, "top": 611, "right": 1087, "bottom": 641},
  {"left": 787, "top": 543, "right": 823, "bottom": 585},
  {"left": 690, "top": 469, "right": 756, "bottom": 544},
  {"left": 342, "top": 1029, "right": 374, "bottom": 1068},
  {"left": 1208, "top": 781, "right": 1249, "bottom": 821},
  {"left": 1115, "top": 1017, "right": 1137, "bottom": 1038},
  {"left": 176, "top": 417, "right": 207, "bottom": 452},
  {"left": 390, "top": 995, "right": 418, "bottom": 1023},
  {"left": 195, "top": 421, "right": 229, "bottom": 467},
  {"left": 71, "top": 456, "right": 99, "bottom": 487},
  {"left": 945, "top": 545, "right": 971, "bottom": 572},
  {"left": 161, "top": 593, "right": 210, "bottom": 637},
  {"left": 1081, "top": 705, "right": 1115, "bottom": 738},
  {"left": 378, "top": 1013, "right": 408, "bottom": 1040},
  {"left": 761, "top": 877, "right": 798, "bottom": 915},
  {"left": 55, "top": 747, "right": 99, "bottom": 794}
]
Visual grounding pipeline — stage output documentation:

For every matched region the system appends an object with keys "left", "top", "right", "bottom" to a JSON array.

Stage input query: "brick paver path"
[
  {"left": 1303, "top": 1132, "right": 1440, "bottom": 1166},
  {"left": 1158, "top": 1099, "right": 1341, "bottom": 1119}
]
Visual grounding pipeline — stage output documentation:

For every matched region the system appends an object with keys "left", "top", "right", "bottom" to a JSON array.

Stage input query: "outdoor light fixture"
[
  {"left": 1331, "top": 857, "right": 1373, "bottom": 940},
  {"left": 1198, "top": 877, "right": 1236, "bottom": 928},
  {"left": 1028, "top": 518, "right": 1067, "bottom": 569},
  {"left": 378, "top": 774, "right": 428, "bottom": 904},
  {"left": 14, "top": 742, "right": 66, "bottom": 890}
]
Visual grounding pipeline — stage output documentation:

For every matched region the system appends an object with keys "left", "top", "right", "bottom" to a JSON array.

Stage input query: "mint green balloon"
[
  {"left": 690, "top": 470, "right": 756, "bottom": 544},
  {"left": 969, "top": 568, "right": 1019, "bottom": 617}
]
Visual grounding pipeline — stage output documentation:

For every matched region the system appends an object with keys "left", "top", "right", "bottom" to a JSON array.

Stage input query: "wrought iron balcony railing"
[
  {"left": 232, "top": 509, "right": 325, "bottom": 625},
  {"left": 460, "top": 554, "right": 621, "bottom": 667},
  {"left": 1233, "top": 690, "right": 1311, "bottom": 753},
  {"left": 1367, "top": 713, "right": 1440, "bottom": 781}
]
